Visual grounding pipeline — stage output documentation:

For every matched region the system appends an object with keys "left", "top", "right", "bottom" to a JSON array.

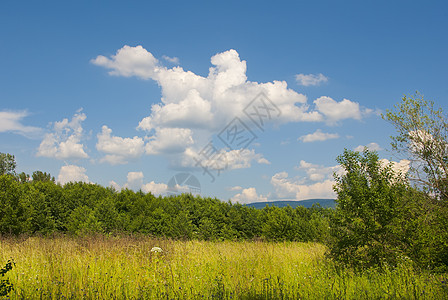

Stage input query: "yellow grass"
[{"left": 0, "top": 235, "right": 446, "bottom": 299}]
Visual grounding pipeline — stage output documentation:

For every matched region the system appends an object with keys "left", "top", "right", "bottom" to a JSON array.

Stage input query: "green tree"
[
  {"left": 0, "top": 153, "right": 16, "bottom": 176},
  {"left": 384, "top": 93, "right": 448, "bottom": 200},
  {"left": 32, "top": 171, "right": 55, "bottom": 183},
  {"left": 328, "top": 149, "right": 410, "bottom": 269}
]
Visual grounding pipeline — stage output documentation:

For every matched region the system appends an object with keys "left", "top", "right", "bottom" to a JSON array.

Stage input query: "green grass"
[{"left": 0, "top": 235, "right": 447, "bottom": 299}]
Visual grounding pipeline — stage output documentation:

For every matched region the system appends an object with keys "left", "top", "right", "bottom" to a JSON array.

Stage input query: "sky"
[{"left": 1, "top": 0, "right": 447, "bottom": 204}]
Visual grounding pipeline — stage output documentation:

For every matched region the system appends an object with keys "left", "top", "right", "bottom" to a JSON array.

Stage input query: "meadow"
[{"left": 1, "top": 235, "right": 447, "bottom": 299}]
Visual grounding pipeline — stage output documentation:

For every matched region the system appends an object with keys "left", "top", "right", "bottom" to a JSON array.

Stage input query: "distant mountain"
[{"left": 245, "top": 199, "right": 335, "bottom": 209}]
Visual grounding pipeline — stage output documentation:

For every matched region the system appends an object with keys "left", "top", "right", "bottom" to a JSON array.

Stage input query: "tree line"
[{"left": 0, "top": 163, "right": 331, "bottom": 242}]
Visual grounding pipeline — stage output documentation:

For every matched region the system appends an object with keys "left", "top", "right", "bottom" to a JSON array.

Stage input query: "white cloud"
[
  {"left": 92, "top": 46, "right": 373, "bottom": 169},
  {"left": 57, "top": 165, "right": 89, "bottom": 185},
  {"left": 299, "top": 129, "right": 339, "bottom": 142},
  {"left": 96, "top": 125, "right": 145, "bottom": 165},
  {"left": 181, "top": 147, "right": 270, "bottom": 171},
  {"left": 141, "top": 181, "right": 168, "bottom": 196},
  {"left": 295, "top": 73, "right": 328, "bottom": 86},
  {"left": 270, "top": 171, "right": 336, "bottom": 200},
  {"left": 162, "top": 55, "right": 180, "bottom": 64},
  {"left": 145, "top": 128, "right": 194, "bottom": 155},
  {"left": 380, "top": 158, "right": 411, "bottom": 176},
  {"left": 0, "top": 110, "right": 42, "bottom": 138},
  {"left": 228, "top": 185, "right": 243, "bottom": 191},
  {"left": 37, "top": 110, "right": 88, "bottom": 160},
  {"left": 314, "top": 96, "right": 365, "bottom": 124},
  {"left": 231, "top": 187, "right": 268, "bottom": 204},
  {"left": 354, "top": 142, "right": 383, "bottom": 152},
  {"left": 119, "top": 171, "right": 168, "bottom": 196},
  {"left": 91, "top": 45, "right": 159, "bottom": 79}
]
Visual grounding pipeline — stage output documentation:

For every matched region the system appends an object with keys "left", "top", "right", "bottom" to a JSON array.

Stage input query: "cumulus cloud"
[
  {"left": 91, "top": 45, "right": 159, "bottom": 79},
  {"left": 354, "top": 142, "right": 383, "bottom": 152},
  {"left": 57, "top": 165, "right": 89, "bottom": 185},
  {"left": 270, "top": 171, "right": 336, "bottom": 200},
  {"left": 96, "top": 125, "right": 145, "bottom": 165},
  {"left": 314, "top": 96, "right": 370, "bottom": 125},
  {"left": 118, "top": 171, "right": 168, "bottom": 196},
  {"left": 295, "top": 73, "right": 328, "bottom": 86},
  {"left": 37, "top": 110, "right": 88, "bottom": 160},
  {"left": 0, "top": 110, "right": 42, "bottom": 138},
  {"left": 231, "top": 187, "right": 268, "bottom": 204},
  {"left": 92, "top": 46, "right": 372, "bottom": 169},
  {"left": 145, "top": 128, "right": 194, "bottom": 155},
  {"left": 298, "top": 129, "right": 339, "bottom": 142},
  {"left": 380, "top": 158, "right": 411, "bottom": 176}
]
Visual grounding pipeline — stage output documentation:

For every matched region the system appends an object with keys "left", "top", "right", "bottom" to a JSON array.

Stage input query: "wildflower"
[{"left": 151, "top": 247, "right": 163, "bottom": 253}]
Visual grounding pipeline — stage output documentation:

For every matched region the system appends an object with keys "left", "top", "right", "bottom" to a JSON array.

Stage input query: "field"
[{"left": 1, "top": 235, "right": 447, "bottom": 299}]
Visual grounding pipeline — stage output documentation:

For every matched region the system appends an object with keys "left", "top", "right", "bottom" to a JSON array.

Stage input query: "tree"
[
  {"left": 0, "top": 153, "right": 16, "bottom": 176},
  {"left": 384, "top": 93, "right": 448, "bottom": 200},
  {"left": 32, "top": 171, "right": 55, "bottom": 183},
  {"left": 328, "top": 149, "right": 411, "bottom": 269}
]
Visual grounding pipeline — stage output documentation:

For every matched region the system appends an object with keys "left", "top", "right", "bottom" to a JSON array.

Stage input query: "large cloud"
[
  {"left": 37, "top": 110, "right": 88, "bottom": 160},
  {"left": 92, "top": 46, "right": 371, "bottom": 169}
]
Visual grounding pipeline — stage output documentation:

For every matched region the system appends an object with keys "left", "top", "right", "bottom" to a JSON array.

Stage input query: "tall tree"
[
  {"left": 0, "top": 153, "right": 16, "bottom": 176},
  {"left": 384, "top": 93, "right": 448, "bottom": 200}
]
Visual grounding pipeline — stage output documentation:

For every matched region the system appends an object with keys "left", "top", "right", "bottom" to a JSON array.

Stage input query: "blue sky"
[{"left": 1, "top": 0, "right": 447, "bottom": 203}]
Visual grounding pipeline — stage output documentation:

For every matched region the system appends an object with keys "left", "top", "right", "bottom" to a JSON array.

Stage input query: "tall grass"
[{"left": 0, "top": 235, "right": 447, "bottom": 299}]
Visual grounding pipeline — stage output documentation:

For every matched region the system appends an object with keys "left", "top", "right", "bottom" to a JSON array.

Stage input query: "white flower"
[{"left": 151, "top": 246, "right": 163, "bottom": 253}]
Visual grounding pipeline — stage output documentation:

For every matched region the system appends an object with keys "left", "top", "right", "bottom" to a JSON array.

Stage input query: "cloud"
[
  {"left": 117, "top": 171, "right": 168, "bottom": 196},
  {"left": 57, "top": 165, "right": 89, "bottom": 185},
  {"left": 228, "top": 185, "right": 243, "bottom": 191},
  {"left": 380, "top": 158, "right": 410, "bottom": 176},
  {"left": 0, "top": 110, "right": 42, "bottom": 138},
  {"left": 354, "top": 142, "right": 383, "bottom": 152},
  {"left": 145, "top": 128, "right": 194, "bottom": 155},
  {"left": 231, "top": 187, "right": 268, "bottom": 204},
  {"left": 96, "top": 125, "right": 145, "bottom": 165},
  {"left": 314, "top": 96, "right": 367, "bottom": 124},
  {"left": 295, "top": 73, "right": 328, "bottom": 86},
  {"left": 162, "top": 55, "right": 180, "bottom": 64},
  {"left": 37, "top": 110, "right": 88, "bottom": 160},
  {"left": 298, "top": 129, "right": 339, "bottom": 142},
  {"left": 92, "top": 46, "right": 372, "bottom": 169},
  {"left": 181, "top": 147, "right": 270, "bottom": 171},
  {"left": 91, "top": 45, "right": 159, "bottom": 79},
  {"left": 270, "top": 171, "right": 336, "bottom": 200}
]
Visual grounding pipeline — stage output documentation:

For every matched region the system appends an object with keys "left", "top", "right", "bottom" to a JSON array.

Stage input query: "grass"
[{"left": 0, "top": 234, "right": 447, "bottom": 299}]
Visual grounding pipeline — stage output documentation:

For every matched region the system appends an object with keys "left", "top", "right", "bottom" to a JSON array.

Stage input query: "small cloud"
[
  {"left": 37, "top": 110, "right": 88, "bottom": 160},
  {"left": 228, "top": 186, "right": 243, "bottom": 191},
  {"left": 162, "top": 55, "right": 180, "bottom": 64},
  {"left": 354, "top": 142, "right": 383, "bottom": 152},
  {"left": 295, "top": 73, "right": 328, "bottom": 86},
  {"left": 0, "top": 110, "right": 42, "bottom": 138},
  {"left": 57, "top": 165, "right": 89, "bottom": 185},
  {"left": 298, "top": 129, "right": 339, "bottom": 143},
  {"left": 231, "top": 187, "right": 268, "bottom": 204}
]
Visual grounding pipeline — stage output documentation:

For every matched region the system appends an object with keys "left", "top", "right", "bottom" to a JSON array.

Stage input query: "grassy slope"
[{"left": 0, "top": 235, "right": 446, "bottom": 299}]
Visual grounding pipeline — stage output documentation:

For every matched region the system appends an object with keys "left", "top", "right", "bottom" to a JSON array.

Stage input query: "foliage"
[
  {"left": 0, "top": 259, "right": 14, "bottom": 297},
  {"left": 0, "top": 153, "right": 16, "bottom": 176},
  {"left": 0, "top": 155, "right": 331, "bottom": 242},
  {"left": 384, "top": 92, "right": 448, "bottom": 200},
  {"left": 328, "top": 149, "right": 411, "bottom": 269}
]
